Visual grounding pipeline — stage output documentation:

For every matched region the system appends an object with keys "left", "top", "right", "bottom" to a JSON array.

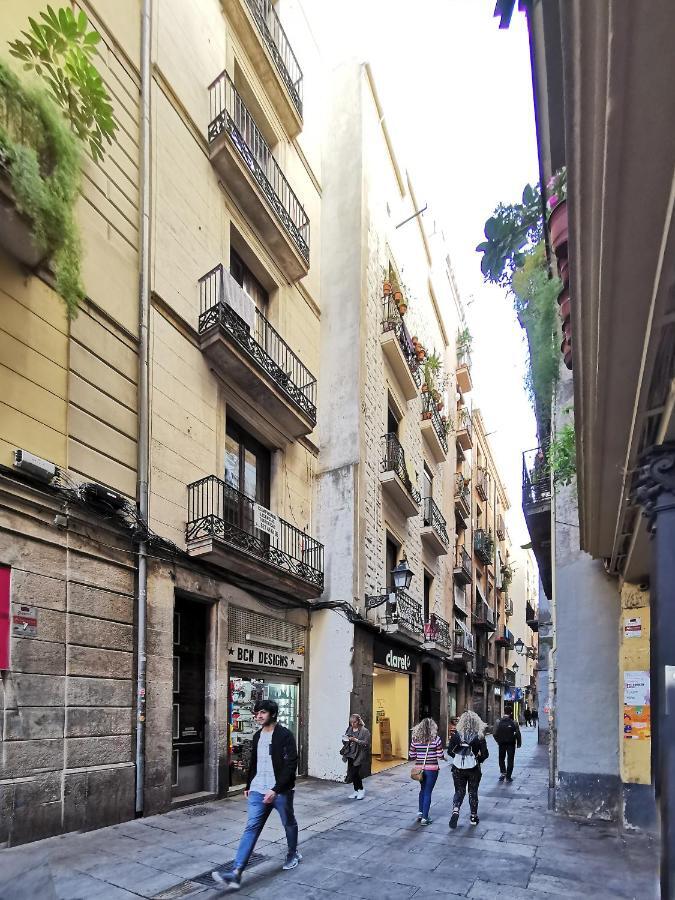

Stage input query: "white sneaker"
[
  {"left": 348, "top": 791, "right": 358, "bottom": 799},
  {"left": 355, "top": 789, "right": 365, "bottom": 800}
]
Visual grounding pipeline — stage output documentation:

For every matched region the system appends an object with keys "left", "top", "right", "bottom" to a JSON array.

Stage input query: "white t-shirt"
[{"left": 250, "top": 728, "right": 275, "bottom": 794}]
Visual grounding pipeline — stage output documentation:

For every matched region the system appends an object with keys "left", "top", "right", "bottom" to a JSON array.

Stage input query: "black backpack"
[{"left": 494, "top": 717, "right": 519, "bottom": 745}]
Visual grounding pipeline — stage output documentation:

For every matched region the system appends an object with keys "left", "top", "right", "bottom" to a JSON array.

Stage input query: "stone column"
[{"left": 636, "top": 442, "right": 675, "bottom": 896}]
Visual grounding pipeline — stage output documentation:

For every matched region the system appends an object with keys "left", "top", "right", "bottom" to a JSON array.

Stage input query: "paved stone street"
[{"left": 0, "top": 731, "right": 658, "bottom": 900}]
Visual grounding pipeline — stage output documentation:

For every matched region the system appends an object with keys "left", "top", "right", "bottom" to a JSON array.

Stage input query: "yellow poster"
[{"left": 623, "top": 670, "right": 651, "bottom": 741}]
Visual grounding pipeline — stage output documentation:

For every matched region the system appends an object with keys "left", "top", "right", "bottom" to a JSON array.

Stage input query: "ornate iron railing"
[
  {"left": 457, "top": 406, "right": 473, "bottom": 439},
  {"left": 198, "top": 265, "right": 316, "bottom": 423},
  {"left": 474, "top": 528, "right": 494, "bottom": 566},
  {"left": 496, "top": 514, "right": 506, "bottom": 540},
  {"left": 207, "top": 71, "right": 309, "bottom": 262},
  {"left": 243, "top": 0, "right": 303, "bottom": 117},
  {"left": 422, "top": 497, "right": 449, "bottom": 547},
  {"left": 505, "top": 667, "right": 516, "bottom": 685},
  {"left": 476, "top": 466, "right": 489, "bottom": 501},
  {"left": 455, "top": 545, "right": 472, "bottom": 580},
  {"left": 522, "top": 446, "right": 552, "bottom": 510},
  {"left": 422, "top": 393, "right": 449, "bottom": 454},
  {"left": 455, "top": 472, "right": 470, "bottom": 503},
  {"left": 381, "top": 434, "right": 421, "bottom": 505},
  {"left": 425, "top": 613, "right": 452, "bottom": 650},
  {"left": 454, "top": 626, "right": 474, "bottom": 654},
  {"left": 365, "top": 588, "right": 424, "bottom": 635},
  {"left": 186, "top": 475, "right": 323, "bottom": 590},
  {"left": 381, "top": 296, "right": 421, "bottom": 386},
  {"left": 473, "top": 599, "right": 495, "bottom": 628}
]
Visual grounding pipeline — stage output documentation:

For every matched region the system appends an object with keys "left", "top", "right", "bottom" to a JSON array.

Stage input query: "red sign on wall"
[{"left": 0, "top": 565, "right": 10, "bottom": 670}]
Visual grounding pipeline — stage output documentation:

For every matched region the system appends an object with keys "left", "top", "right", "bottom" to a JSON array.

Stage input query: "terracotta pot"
[
  {"left": 393, "top": 290, "right": 403, "bottom": 303},
  {"left": 411, "top": 335, "right": 419, "bottom": 346},
  {"left": 437, "top": 402, "right": 444, "bottom": 412},
  {"left": 562, "top": 317, "right": 572, "bottom": 340},
  {"left": 422, "top": 383, "right": 429, "bottom": 393},
  {"left": 561, "top": 336, "right": 573, "bottom": 370},
  {"left": 559, "top": 295, "right": 571, "bottom": 323},
  {"left": 383, "top": 281, "right": 392, "bottom": 296},
  {"left": 398, "top": 303, "right": 408, "bottom": 315},
  {"left": 417, "top": 350, "right": 426, "bottom": 361},
  {"left": 548, "top": 200, "right": 568, "bottom": 256},
  {"left": 422, "top": 411, "right": 432, "bottom": 421},
  {"left": 557, "top": 254, "right": 569, "bottom": 286}
]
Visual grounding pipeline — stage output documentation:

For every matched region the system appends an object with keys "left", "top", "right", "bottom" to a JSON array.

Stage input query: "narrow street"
[{"left": 0, "top": 731, "right": 658, "bottom": 900}]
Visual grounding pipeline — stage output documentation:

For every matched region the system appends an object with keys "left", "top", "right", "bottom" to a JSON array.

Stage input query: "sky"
[{"left": 309, "top": 0, "right": 540, "bottom": 547}]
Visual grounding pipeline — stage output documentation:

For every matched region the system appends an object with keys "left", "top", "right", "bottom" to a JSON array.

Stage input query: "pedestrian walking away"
[
  {"left": 524, "top": 707, "right": 532, "bottom": 727},
  {"left": 212, "top": 700, "right": 300, "bottom": 890},
  {"left": 408, "top": 717, "right": 445, "bottom": 825},
  {"left": 531, "top": 707, "right": 538, "bottom": 727},
  {"left": 340, "top": 713, "right": 371, "bottom": 799},
  {"left": 494, "top": 703, "right": 522, "bottom": 782},
  {"left": 447, "top": 710, "right": 489, "bottom": 829}
]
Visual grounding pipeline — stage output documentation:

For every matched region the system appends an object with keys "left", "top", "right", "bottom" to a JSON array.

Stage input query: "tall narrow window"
[
  {"left": 422, "top": 463, "right": 433, "bottom": 501},
  {"left": 387, "top": 404, "right": 399, "bottom": 436},
  {"left": 224, "top": 419, "right": 271, "bottom": 506},
  {"left": 424, "top": 572, "right": 432, "bottom": 623},
  {"left": 386, "top": 536, "right": 398, "bottom": 591}
]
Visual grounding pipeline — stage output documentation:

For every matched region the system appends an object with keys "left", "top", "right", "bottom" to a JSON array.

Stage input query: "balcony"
[
  {"left": 474, "top": 653, "right": 488, "bottom": 676},
  {"left": 526, "top": 600, "right": 539, "bottom": 632},
  {"left": 474, "top": 528, "right": 494, "bottom": 567},
  {"left": 207, "top": 71, "right": 309, "bottom": 281},
  {"left": 380, "top": 297, "right": 421, "bottom": 401},
  {"left": 186, "top": 475, "right": 323, "bottom": 602},
  {"left": 424, "top": 613, "right": 453, "bottom": 655},
  {"left": 454, "top": 473, "right": 471, "bottom": 531},
  {"left": 505, "top": 667, "right": 516, "bottom": 686},
  {"left": 453, "top": 587, "right": 468, "bottom": 617},
  {"left": 473, "top": 599, "right": 496, "bottom": 632},
  {"left": 476, "top": 466, "right": 489, "bottom": 501},
  {"left": 456, "top": 406, "right": 473, "bottom": 452},
  {"left": 522, "top": 447, "right": 552, "bottom": 599},
  {"left": 421, "top": 393, "right": 449, "bottom": 462},
  {"left": 456, "top": 348, "right": 473, "bottom": 395},
  {"left": 454, "top": 626, "right": 474, "bottom": 660},
  {"left": 496, "top": 514, "right": 506, "bottom": 541},
  {"left": 421, "top": 497, "right": 449, "bottom": 556},
  {"left": 198, "top": 265, "right": 316, "bottom": 438},
  {"left": 454, "top": 545, "right": 472, "bottom": 586},
  {"left": 496, "top": 626, "right": 514, "bottom": 649},
  {"left": 365, "top": 588, "right": 424, "bottom": 643},
  {"left": 222, "top": 0, "right": 303, "bottom": 135},
  {"left": 379, "top": 434, "right": 421, "bottom": 518}
]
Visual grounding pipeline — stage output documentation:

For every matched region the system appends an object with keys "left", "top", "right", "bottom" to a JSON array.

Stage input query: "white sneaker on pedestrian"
[
  {"left": 349, "top": 790, "right": 358, "bottom": 799},
  {"left": 355, "top": 789, "right": 365, "bottom": 800},
  {"left": 282, "top": 851, "right": 302, "bottom": 871}
]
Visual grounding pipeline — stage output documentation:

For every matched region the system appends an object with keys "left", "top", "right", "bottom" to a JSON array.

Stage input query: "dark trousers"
[
  {"left": 498, "top": 742, "right": 516, "bottom": 777},
  {"left": 451, "top": 766, "right": 482, "bottom": 814},
  {"left": 347, "top": 759, "right": 363, "bottom": 790}
]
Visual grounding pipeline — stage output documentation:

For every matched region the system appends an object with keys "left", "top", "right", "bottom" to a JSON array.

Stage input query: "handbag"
[{"left": 410, "top": 741, "right": 431, "bottom": 782}]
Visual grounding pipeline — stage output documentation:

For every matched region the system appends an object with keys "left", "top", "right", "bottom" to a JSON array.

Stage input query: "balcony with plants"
[
  {"left": 207, "top": 71, "right": 309, "bottom": 280},
  {"left": 474, "top": 527, "right": 494, "bottom": 567},
  {"left": 496, "top": 514, "right": 506, "bottom": 541},
  {"left": 365, "top": 587, "right": 424, "bottom": 643},
  {"left": 186, "top": 475, "right": 324, "bottom": 602},
  {"left": 456, "top": 405, "right": 473, "bottom": 452},
  {"left": 420, "top": 353, "right": 450, "bottom": 461},
  {"left": 453, "top": 623, "right": 474, "bottom": 661},
  {"left": 421, "top": 497, "right": 449, "bottom": 556},
  {"left": 198, "top": 264, "right": 317, "bottom": 438},
  {"left": 223, "top": 0, "right": 304, "bottom": 135},
  {"left": 379, "top": 433, "right": 421, "bottom": 518},
  {"left": 522, "top": 445, "right": 552, "bottom": 597},
  {"left": 380, "top": 281, "right": 420, "bottom": 401},
  {"left": 456, "top": 327, "right": 473, "bottom": 395},
  {"left": 454, "top": 544, "right": 472, "bottom": 586},
  {"left": 424, "top": 612, "right": 452, "bottom": 655},
  {"left": 454, "top": 473, "right": 471, "bottom": 531}
]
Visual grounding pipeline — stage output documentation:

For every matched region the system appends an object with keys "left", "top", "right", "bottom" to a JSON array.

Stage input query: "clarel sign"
[
  {"left": 227, "top": 642, "right": 305, "bottom": 671},
  {"left": 373, "top": 639, "right": 417, "bottom": 674}
]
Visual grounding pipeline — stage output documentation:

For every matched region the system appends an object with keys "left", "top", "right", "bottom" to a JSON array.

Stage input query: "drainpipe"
[{"left": 135, "top": 0, "right": 152, "bottom": 817}]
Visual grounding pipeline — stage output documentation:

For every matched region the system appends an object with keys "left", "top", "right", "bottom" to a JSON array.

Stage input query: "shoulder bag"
[{"left": 410, "top": 742, "right": 431, "bottom": 782}]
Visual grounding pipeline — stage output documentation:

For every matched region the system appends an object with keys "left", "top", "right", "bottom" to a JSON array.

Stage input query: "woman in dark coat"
[
  {"left": 447, "top": 710, "right": 489, "bottom": 828},
  {"left": 341, "top": 714, "right": 371, "bottom": 800}
]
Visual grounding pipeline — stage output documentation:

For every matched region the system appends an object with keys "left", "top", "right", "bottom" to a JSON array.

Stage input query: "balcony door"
[
  {"left": 385, "top": 535, "right": 399, "bottom": 592},
  {"left": 422, "top": 464, "right": 433, "bottom": 502},
  {"left": 224, "top": 419, "right": 271, "bottom": 540}
]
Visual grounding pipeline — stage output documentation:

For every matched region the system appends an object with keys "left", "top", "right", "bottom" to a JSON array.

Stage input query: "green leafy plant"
[
  {"left": 548, "top": 422, "right": 576, "bottom": 485},
  {"left": 423, "top": 351, "right": 441, "bottom": 391},
  {"left": 0, "top": 58, "right": 83, "bottom": 315},
  {"left": 8, "top": 6, "right": 117, "bottom": 162},
  {"left": 476, "top": 183, "right": 543, "bottom": 288},
  {"left": 457, "top": 326, "right": 473, "bottom": 357}
]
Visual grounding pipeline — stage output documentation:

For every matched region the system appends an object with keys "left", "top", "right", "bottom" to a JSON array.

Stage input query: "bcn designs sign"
[
  {"left": 374, "top": 639, "right": 417, "bottom": 674},
  {"left": 228, "top": 642, "right": 304, "bottom": 671}
]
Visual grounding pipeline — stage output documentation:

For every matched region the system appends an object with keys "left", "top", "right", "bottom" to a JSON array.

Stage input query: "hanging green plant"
[
  {"left": 548, "top": 422, "right": 576, "bottom": 485},
  {"left": 0, "top": 58, "right": 83, "bottom": 316}
]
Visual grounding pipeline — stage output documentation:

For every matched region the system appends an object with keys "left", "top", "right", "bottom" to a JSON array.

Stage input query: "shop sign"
[
  {"left": 373, "top": 639, "right": 416, "bottom": 674},
  {"left": 228, "top": 642, "right": 304, "bottom": 671},
  {"left": 254, "top": 504, "right": 281, "bottom": 542},
  {"left": 624, "top": 616, "right": 642, "bottom": 639},
  {"left": 12, "top": 604, "right": 37, "bottom": 638}
]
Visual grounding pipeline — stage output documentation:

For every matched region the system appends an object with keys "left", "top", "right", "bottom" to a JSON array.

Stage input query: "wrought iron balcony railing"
[
  {"left": 422, "top": 393, "right": 449, "bottom": 454},
  {"left": 496, "top": 626, "right": 514, "bottom": 647},
  {"left": 199, "top": 265, "right": 317, "bottom": 423},
  {"left": 365, "top": 588, "right": 424, "bottom": 635},
  {"left": 454, "top": 544, "right": 472, "bottom": 582},
  {"left": 473, "top": 599, "right": 495, "bottom": 629},
  {"left": 474, "top": 528, "right": 494, "bottom": 566},
  {"left": 422, "top": 497, "right": 449, "bottom": 547},
  {"left": 496, "top": 514, "right": 506, "bottom": 541},
  {"left": 457, "top": 406, "right": 473, "bottom": 437},
  {"left": 476, "top": 466, "right": 489, "bottom": 501},
  {"left": 457, "top": 347, "right": 472, "bottom": 370},
  {"left": 186, "top": 475, "right": 323, "bottom": 590},
  {"left": 475, "top": 653, "right": 488, "bottom": 675},
  {"left": 505, "top": 667, "right": 516, "bottom": 685},
  {"left": 381, "top": 434, "right": 421, "bottom": 505},
  {"left": 455, "top": 472, "right": 470, "bottom": 503},
  {"left": 522, "top": 446, "right": 552, "bottom": 510},
  {"left": 244, "top": 0, "right": 303, "bottom": 117},
  {"left": 208, "top": 71, "right": 309, "bottom": 262},
  {"left": 381, "top": 297, "right": 421, "bottom": 385},
  {"left": 454, "top": 626, "right": 474, "bottom": 655},
  {"left": 424, "top": 613, "right": 452, "bottom": 651}
]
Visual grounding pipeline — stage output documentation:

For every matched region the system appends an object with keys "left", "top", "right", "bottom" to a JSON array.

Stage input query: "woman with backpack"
[
  {"left": 408, "top": 717, "right": 445, "bottom": 825},
  {"left": 447, "top": 710, "right": 489, "bottom": 829}
]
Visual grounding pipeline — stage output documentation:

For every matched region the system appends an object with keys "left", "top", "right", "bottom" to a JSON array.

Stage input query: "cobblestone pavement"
[{"left": 0, "top": 730, "right": 659, "bottom": 899}]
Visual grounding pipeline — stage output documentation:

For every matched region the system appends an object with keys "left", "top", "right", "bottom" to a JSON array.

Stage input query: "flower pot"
[
  {"left": 422, "top": 411, "right": 432, "bottom": 421},
  {"left": 422, "top": 383, "right": 429, "bottom": 393},
  {"left": 398, "top": 303, "right": 408, "bottom": 315},
  {"left": 383, "top": 281, "right": 392, "bottom": 296},
  {"left": 393, "top": 290, "right": 403, "bottom": 303},
  {"left": 432, "top": 389, "right": 440, "bottom": 402},
  {"left": 562, "top": 317, "right": 572, "bottom": 340},
  {"left": 561, "top": 336, "right": 573, "bottom": 370},
  {"left": 558, "top": 254, "right": 569, "bottom": 286},
  {"left": 437, "top": 402, "right": 444, "bottom": 412},
  {"left": 559, "top": 296, "right": 571, "bottom": 323},
  {"left": 549, "top": 200, "right": 568, "bottom": 257},
  {"left": 417, "top": 350, "right": 426, "bottom": 361}
]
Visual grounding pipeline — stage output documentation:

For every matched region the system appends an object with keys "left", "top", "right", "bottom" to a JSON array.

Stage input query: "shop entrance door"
[
  {"left": 421, "top": 662, "right": 440, "bottom": 724},
  {"left": 172, "top": 597, "right": 207, "bottom": 797}
]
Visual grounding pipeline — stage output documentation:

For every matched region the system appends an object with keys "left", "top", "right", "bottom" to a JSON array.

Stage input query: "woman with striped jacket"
[{"left": 409, "top": 718, "right": 446, "bottom": 825}]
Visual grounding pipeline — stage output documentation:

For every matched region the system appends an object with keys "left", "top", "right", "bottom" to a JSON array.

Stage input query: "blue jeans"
[
  {"left": 233, "top": 791, "right": 298, "bottom": 871},
  {"left": 418, "top": 768, "right": 439, "bottom": 819}
]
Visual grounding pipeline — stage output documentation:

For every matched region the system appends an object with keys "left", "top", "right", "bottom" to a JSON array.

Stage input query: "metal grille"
[
  {"left": 422, "top": 393, "right": 449, "bottom": 453},
  {"left": 228, "top": 606, "right": 306, "bottom": 653},
  {"left": 422, "top": 497, "right": 449, "bottom": 547},
  {"left": 244, "top": 0, "right": 303, "bottom": 117},
  {"left": 381, "top": 296, "right": 421, "bottom": 386}
]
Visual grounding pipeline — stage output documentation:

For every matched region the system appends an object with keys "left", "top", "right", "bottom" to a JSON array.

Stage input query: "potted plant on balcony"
[{"left": 547, "top": 168, "right": 568, "bottom": 256}]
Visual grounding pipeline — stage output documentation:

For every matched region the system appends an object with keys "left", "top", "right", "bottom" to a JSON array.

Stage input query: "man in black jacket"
[
  {"left": 213, "top": 700, "right": 300, "bottom": 889},
  {"left": 494, "top": 704, "right": 522, "bottom": 782}
]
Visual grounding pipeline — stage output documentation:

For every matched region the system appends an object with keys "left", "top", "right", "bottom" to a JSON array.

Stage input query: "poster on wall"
[
  {"left": 623, "top": 670, "right": 651, "bottom": 741},
  {"left": 623, "top": 616, "right": 642, "bottom": 639}
]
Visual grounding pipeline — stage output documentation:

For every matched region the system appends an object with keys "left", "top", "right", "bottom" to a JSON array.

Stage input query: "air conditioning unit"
[{"left": 13, "top": 449, "right": 58, "bottom": 483}]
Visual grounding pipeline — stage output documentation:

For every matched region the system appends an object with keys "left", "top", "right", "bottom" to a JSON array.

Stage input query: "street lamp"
[
  {"left": 514, "top": 637, "right": 525, "bottom": 655},
  {"left": 392, "top": 558, "right": 414, "bottom": 591},
  {"left": 512, "top": 662, "right": 519, "bottom": 673}
]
